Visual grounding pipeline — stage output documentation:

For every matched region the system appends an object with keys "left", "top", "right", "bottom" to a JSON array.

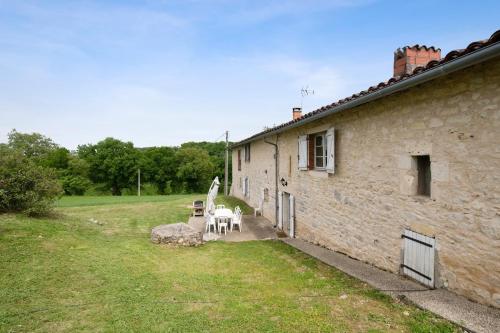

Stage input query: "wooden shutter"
[
  {"left": 326, "top": 128, "right": 335, "bottom": 174},
  {"left": 289, "top": 194, "right": 295, "bottom": 238},
  {"left": 298, "top": 135, "right": 308, "bottom": 170},
  {"left": 242, "top": 176, "right": 246, "bottom": 196},
  {"left": 307, "top": 134, "right": 315, "bottom": 170}
]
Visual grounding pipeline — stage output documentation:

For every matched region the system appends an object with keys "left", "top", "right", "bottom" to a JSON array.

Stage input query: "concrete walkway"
[
  {"left": 282, "top": 238, "right": 500, "bottom": 333},
  {"left": 188, "top": 215, "right": 277, "bottom": 242}
]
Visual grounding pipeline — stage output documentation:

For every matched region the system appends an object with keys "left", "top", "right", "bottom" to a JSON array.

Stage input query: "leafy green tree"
[
  {"left": 175, "top": 147, "right": 215, "bottom": 193},
  {"left": 0, "top": 146, "right": 62, "bottom": 215},
  {"left": 43, "top": 147, "right": 70, "bottom": 169},
  {"left": 78, "top": 138, "right": 139, "bottom": 195},
  {"left": 67, "top": 155, "right": 90, "bottom": 177},
  {"left": 180, "top": 141, "right": 230, "bottom": 192},
  {"left": 7, "top": 129, "right": 58, "bottom": 162},
  {"left": 139, "top": 146, "right": 177, "bottom": 194},
  {"left": 59, "top": 155, "right": 91, "bottom": 195},
  {"left": 60, "top": 175, "right": 91, "bottom": 195}
]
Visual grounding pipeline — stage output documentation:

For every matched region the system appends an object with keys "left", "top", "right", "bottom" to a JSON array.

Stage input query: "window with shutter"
[
  {"left": 303, "top": 129, "right": 336, "bottom": 172},
  {"left": 237, "top": 149, "right": 241, "bottom": 171}
]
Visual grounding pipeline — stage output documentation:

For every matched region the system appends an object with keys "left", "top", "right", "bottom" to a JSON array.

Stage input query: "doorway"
[{"left": 278, "top": 191, "right": 295, "bottom": 237}]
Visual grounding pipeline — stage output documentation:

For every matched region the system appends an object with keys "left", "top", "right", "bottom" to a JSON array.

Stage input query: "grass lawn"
[{"left": 0, "top": 195, "right": 458, "bottom": 332}]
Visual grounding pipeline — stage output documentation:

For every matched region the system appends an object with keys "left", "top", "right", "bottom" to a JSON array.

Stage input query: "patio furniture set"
[{"left": 205, "top": 204, "right": 243, "bottom": 235}]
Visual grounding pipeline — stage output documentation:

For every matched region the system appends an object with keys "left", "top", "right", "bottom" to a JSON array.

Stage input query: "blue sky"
[{"left": 0, "top": 0, "right": 498, "bottom": 149}]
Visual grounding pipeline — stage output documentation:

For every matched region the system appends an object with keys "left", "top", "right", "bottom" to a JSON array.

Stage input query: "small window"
[
  {"left": 414, "top": 155, "right": 431, "bottom": 196},
  {"left": 314, "top": 133, "right": 327, "bottom": 169},
  {"left": 244, "top": 177, "right": 250, "bottom": 197},
  {"left": 237, "top": 149, "right": 241, "bottom": 171},
  {"left": 244, "top": 143, "right": 251, "bottom": 162}
]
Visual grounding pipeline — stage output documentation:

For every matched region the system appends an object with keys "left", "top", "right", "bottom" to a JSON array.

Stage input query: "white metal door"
[
  {"left": 278, "top": 191, "right": 283, "bottom": 229},
  {"left": 289, "top": 194, "right": 295, "bottom": 238},
  {"left": 402, "top": 229, "right": 436, "bottom": 287}
]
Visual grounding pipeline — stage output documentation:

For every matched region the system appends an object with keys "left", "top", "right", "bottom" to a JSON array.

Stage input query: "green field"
[{"left": 0, "top": 195, "right": 457, "bottom": 332}]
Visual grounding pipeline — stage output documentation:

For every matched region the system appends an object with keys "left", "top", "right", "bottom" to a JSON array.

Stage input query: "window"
[
  {"left": 237, "top": 149, "right": 241, "bottom": 171},
  {"left": 314, "top": 133, "right": 327, "bottom": 169},
  {"left": 299, "top": 128, "right": 335, "bottom": 173},
  {"left": 244, "top": 143, "right": 251, "bottom": 162},
  {"left": 414, "top": 155, "right": 431, "bottom": 196},
  {"left": 243, "top": 176, "right": 250, "bottom": 197}
]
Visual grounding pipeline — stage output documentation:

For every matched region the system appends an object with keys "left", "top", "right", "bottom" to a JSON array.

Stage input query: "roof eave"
[{"left": 232, "top": 41, "right": 500, "bottom": 148}]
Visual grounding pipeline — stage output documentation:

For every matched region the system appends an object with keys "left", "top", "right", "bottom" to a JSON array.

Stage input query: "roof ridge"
[
  {"left": 235, "top": 29, "right": 500, "bottom": 145},
  {"left": 402, "top": 44, "right": 441, "bottom": 52}
]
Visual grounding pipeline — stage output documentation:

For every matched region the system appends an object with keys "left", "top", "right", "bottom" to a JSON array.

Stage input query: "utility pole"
[
  {"left": 224, "top": 130, "right": 229, "bottom": 196},
  {"left": 137, "top": 168, "right": 141, "bottom": 197}
]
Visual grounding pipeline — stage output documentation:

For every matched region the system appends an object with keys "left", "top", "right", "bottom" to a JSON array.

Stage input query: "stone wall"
[
  {"left": 231, "top": 58, "right": 500, "bottom": 308},
  {"left": 231, "top": 139, "right": 277, "bottom": 221}
]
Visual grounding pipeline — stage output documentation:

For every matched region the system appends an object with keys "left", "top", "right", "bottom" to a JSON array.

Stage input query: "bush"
[
  {"left": 60, "top": 175, "right": 91, "bottom": 196},
  {"left": 0, "top": 149, "right": 63, "bottom": 215}
]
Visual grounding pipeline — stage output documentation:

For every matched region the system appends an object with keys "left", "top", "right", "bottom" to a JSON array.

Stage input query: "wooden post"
[{"left": 137, "top": 168, "right": 141, "bottom": 197}]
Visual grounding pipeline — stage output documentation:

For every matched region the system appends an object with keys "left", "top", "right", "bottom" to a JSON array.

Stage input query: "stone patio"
[{"left": 188, "top": 214, "right": 277, "bottom": 242}]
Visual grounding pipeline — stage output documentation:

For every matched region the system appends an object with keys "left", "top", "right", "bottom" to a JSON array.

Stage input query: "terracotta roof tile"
[{"left": 235, "top": 30, "right": 500, "bottom": 146}]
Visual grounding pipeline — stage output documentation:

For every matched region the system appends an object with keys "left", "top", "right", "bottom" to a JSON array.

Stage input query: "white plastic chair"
[
  {"left": 254, "top": 197, "right": 263, "bottom": 217},
  {"left": 216, "top": 204, "right": 225, "bottom": 210},
  {"left": 231, "top": 208, "right": 242, "bottom": 232},
  {"left": 217, "top": 216, "right": 229, "bottom": 235},
  {"left": 205, "top": 213, "right": 216, "bottom": 234}
]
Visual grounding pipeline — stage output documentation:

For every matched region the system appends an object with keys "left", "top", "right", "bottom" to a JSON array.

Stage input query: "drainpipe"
[{"left": 264, "top": 135, "right": 279, "bottom": 227}]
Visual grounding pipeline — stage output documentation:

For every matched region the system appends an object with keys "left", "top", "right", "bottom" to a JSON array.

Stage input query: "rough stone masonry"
[
  {"left": 151, "top": 223, "right": 203, "bottom": 246},
  {"left": 231, "top": 58, "right": 500, "bottom": 308}
]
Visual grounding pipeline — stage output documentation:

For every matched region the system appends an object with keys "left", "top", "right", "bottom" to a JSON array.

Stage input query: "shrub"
[
  {"left": 60, "top": 175, "right": 91, "bottom": 196},
  {"left": 0, "top": 148, "right": 63, "bottom": 215}
]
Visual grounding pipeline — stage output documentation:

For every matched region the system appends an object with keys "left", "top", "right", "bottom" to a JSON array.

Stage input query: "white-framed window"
[
  {"left": 314, "top": 133, "right": 327, "bottom": 169},
  {"left": 297, "top": 128, "right": 335, "bottom": 174}
]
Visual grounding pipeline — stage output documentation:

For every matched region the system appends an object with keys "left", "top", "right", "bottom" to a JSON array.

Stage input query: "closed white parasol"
[{"left": 206, "top": 176, "right": 220, "bottom": 214}]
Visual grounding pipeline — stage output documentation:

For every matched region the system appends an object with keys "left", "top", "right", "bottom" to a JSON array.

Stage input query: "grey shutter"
[
  {"left": 326, "top": 128, "right": 335, "bottom": 174},
  {"left": 298, "top": 135, "right": 308, "bottom": 170}
]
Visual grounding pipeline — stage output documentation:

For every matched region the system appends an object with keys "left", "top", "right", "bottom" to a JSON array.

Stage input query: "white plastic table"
[
  {"left": 214, "top": 208, "right": 234, "bottom": 230},
  {"left": 214, "top": 208, "right": 234, "bottom": 219}
]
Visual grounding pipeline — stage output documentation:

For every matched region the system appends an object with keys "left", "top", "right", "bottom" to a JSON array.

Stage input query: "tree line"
[{"left": 1, "top": 129, "right": 230, "bottom": 200}]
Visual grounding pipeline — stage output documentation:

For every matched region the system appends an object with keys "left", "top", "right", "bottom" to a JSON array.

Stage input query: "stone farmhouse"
[{"left": 231, "top": 30, "right": 500, "bottom": 308}]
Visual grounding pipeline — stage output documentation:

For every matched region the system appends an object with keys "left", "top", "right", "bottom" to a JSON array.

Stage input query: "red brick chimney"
[
  {"left": 393, "top": 45, "right": 441, "bottom": 77},
  {"left": 292, "top": 107, "right": 302, "bottom": 120}
]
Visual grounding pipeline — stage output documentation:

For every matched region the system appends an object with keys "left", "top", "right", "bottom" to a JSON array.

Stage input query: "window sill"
[
  {"left": 411, "top": 195, "right": 434, "bottom": 202},
  {"left": 306, "top": 170, "right": 329, "bottom": 178}
]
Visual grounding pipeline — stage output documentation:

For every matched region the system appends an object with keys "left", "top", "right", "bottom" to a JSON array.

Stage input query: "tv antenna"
[{"left": 300, "top": 86, "right": 315, "bottom": 108}]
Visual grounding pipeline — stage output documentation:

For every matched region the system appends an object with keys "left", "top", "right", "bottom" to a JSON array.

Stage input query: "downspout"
[{"left": 264, "top": 135, "right": 279, "bottom": 227}]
